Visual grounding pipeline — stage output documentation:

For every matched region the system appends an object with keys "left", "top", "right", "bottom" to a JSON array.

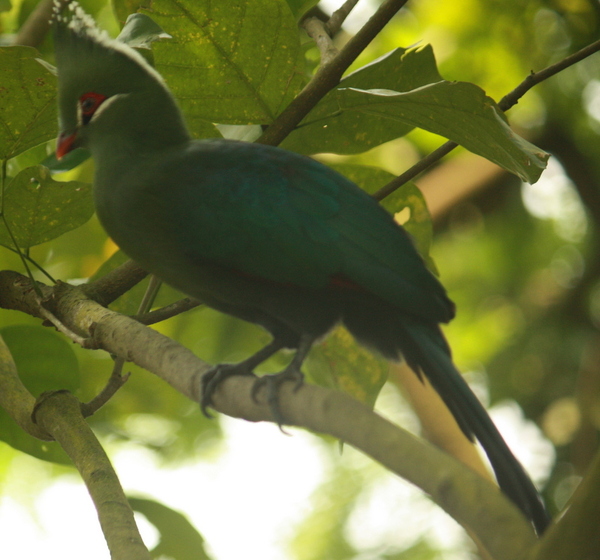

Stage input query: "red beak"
[{"left": 56, "top": 131, "right": 78, "bottom": 160}]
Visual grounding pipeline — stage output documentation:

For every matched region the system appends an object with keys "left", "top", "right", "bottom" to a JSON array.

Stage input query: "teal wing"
[{"left": 152, "top": 139, "right": 452, "bottom": 323}]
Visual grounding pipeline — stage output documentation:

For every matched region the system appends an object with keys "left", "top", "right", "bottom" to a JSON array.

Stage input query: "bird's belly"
[{"left": 111, "top": 223, "right": 341, "bottom": 340}]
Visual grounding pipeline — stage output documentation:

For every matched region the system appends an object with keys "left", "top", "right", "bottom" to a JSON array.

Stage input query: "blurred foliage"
[
  {"left": 129, "top": 496, "right": 211, "bottom": 560},
  {"left": 0, "top": 0, "right": 599, "bottom": 559}
]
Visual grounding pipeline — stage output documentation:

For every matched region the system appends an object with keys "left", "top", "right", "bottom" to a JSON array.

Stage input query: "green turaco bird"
[{"left": 53, "top": 2, "right": 549, "bottom": 532}]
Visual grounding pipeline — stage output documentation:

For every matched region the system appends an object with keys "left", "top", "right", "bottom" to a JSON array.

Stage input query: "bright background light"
[{"left": 0, "top": 383, "right": 554, "bottom": 560}]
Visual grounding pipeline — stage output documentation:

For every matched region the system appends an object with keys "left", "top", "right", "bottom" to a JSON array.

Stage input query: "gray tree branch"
[
  {"left": 0, "top": 337, "right": 149, "bottom": 560},
  {"left": 0, "top": 269, "right": 538, "bottom": 560},
  {"left": 257, "top": 0, "right": 409, "bottom": 146},
  {"left": 32, "top": 391, "right": 151, "bottom": 560}
]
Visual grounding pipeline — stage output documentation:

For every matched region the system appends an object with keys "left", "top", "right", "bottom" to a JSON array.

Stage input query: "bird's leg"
[
  {"left": 251, "top": 334, "right": 315, "bottom": 427},
  {"left": 200, "top": 338, "right": 288, "bottom": 417}
]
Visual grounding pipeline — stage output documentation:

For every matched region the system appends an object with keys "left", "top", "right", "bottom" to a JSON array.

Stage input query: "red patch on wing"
[
  {"left": 329, "top": 274, "right": 363, "bottom": 291},
  {"left": 227, "top": 268, "right": 363, "bottom": 293}
]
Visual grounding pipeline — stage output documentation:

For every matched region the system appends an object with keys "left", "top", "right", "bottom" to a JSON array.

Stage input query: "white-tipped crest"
[
  {"left": 52, "top": 1, "right": 109, "bottom": 41},
  {"left": 52, "top": 0, "right": 167, "bottom": 90},
  {"left": 53, "top": 0, "right": 189, "bottom": 155}
]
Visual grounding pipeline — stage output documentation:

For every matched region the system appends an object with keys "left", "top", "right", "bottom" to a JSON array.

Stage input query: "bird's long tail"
[{"left": 400, "top": 320, "right": 550, "bottom": 534}]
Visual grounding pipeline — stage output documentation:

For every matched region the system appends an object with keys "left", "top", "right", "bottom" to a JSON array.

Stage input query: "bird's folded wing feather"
[{"left": 146, "top": 140, "right": 452, "bottom": 322}]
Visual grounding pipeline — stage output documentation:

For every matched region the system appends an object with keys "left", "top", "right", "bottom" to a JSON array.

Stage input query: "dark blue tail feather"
[{"left": 399, "top": 321, "right": 550, "bottom": 534}]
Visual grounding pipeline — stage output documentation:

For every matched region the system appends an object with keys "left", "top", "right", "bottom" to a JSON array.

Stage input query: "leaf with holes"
[
  {"left": 0, "top": 166, "right": 93, "bottom": 249},
  {"left": 335, "top": 84, "right": 548, "bottom": 183},
  {"left": 307, "top": 325, "right": 388, "bottom": 409},
  {"left": 282, "top": 46, "right": 442, "bottom": 155},
  {"left": 143, "top": 0, "right": 306, "bottom": 132},
  {"left": 0, "top": 47, "right": 57, "bottom": 160}
]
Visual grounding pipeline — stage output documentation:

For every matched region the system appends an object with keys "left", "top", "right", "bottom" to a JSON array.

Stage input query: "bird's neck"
[{"left": 90, "top": 89, "right": 191, "bottom": 184}]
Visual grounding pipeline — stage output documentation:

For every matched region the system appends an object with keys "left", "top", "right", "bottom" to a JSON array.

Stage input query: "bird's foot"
[
  {"left": 200, "top": 363, "right": 256, "bottom": 418},
  {"left": 251, "top": 366, "right": 304, "bottom": 429}
]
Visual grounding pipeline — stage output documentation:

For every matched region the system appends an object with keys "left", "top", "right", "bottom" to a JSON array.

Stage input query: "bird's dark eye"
[{"left": 79, "top": 92, "right": 107, "bottom": 124}]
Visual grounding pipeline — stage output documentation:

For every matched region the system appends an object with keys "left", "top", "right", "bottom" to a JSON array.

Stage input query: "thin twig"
[
  {"left": 303, "top": 17, "right": 339, "bottom": 65},
  {"left": 374, "top": 142, "right": 457, "bottom": 201},
  {"left": 38, "top": 299, "right": 90, "bottom": 346},
  {"left": 0, "top": 159, "right": 43, "bottom": 299},
  {"left": 374, "top": 37, "right": 600, "bottom": 201},
  {"left": 134, "top": 297, "right": 201, "bottom": 325},
  {"left": 83, "top": 260, "right": 148, "bottom": 306},
  {"left": 82, "top": 275, "right": 163, "bottom": 416},
  {"left": 326, "top": 0, "right": 361, "bottom": 36},
  {"left": 498, "top": 37, "right": 600, "bottom": 112},
  {"left": 257, "top": 0, "right": 409, "bottom": 146},
  {"left": 81, "top": 359, "right": 130, "bottom": 417},
  {"left": 0, "top": 245, "right": 56, "bottom": 283},
  {"left": 302, "top": 0, "right": 362, "bottom": 65}
]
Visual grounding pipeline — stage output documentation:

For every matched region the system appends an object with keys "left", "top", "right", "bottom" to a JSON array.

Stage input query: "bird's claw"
[
  {"left": 200, "top": 363, "right": 255, "bottom": 417},
  {"left": 251, "top": 367, "right": 304, "bottom": 429}
]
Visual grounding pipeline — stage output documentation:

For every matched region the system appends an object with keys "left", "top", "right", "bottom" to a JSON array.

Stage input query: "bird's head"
[{"left": 52, "top": 1, "right": 187, "bottom": 159}]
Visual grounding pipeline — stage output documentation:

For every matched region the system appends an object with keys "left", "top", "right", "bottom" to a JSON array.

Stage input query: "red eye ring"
[{"left": 79, "top": 92, "right": 107, "bottom": 122}]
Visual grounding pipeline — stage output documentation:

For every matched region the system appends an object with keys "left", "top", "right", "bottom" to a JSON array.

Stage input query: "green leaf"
[
  {"left": 0, "top": 325, "right": 80, "bottom": 395},
  {"left": 338, "top": 83, "right": 548, "bottom": 182},
  {"left": 143, "top": 0, "right": 306, "bottom": 131},
  {"left": 116, "top": 13, "right": 172, "bottom": 49},
  {"left": 6, "top": 140, "right": 53, "bottom": 177},
  {"left": 281, "top": 45, "right": 548, "bottom": 183},
  {"left": 329, "top": 163, "right": 435, "bottom": 270},
  {"left": 112, "top": 0, "right": 152, "bottom": 25},
  {"left": 0, "top": 46, "right": 57, "bottom": 160},
  {"left": 0, "top": 165, "right": 93, "bottom": 249},
  {"left": 129, "top": 497, "right": 211, "bottom": 560},
  {"left": 307, "top": 325, "right": 388, "bottom": 408},
  {"left": 0, "top": 326, "right": 79, "bottom": 465},
  {"left": 389, "top": 183, "right": 437, "bottom": 274},
  {"left": 284, "top": 0, "right": 318, "bottom": 18},
  {"left": 281, "top": 46, "right": 442, "bottom": 155}
]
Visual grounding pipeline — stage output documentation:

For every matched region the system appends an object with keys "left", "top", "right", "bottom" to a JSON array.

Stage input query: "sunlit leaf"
[
  {"left": 143, "top": 0, "right": 306, "bottom": 132},
  {"left": 307, "top": 325, "right": 388, "bottom": 408},
  {"left": 335, "top": 84, "right": 548, "bottom": 183},
  {"left": 0, "top": 47, "right": 57, "bottom": 160},
  {"left": 282, "top": 45, "right": 549, "bottom": 183},
  {"left": 0, "top": 165, "right": 93, "bottom": 249},
  {"left": 281, "top": 46, "right": 441, "bottom": 155}
]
